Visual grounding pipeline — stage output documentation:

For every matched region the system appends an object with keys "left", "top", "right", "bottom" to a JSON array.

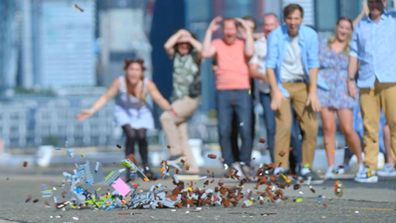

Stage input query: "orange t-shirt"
[{"left": 212, "top": 38, "right": 250, "bottom": 90}]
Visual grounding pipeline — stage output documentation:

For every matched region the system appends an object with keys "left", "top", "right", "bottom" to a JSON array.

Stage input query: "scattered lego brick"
[
  {"left": 207, "top": 154, "right": 217, "bottom": 159},
  {"left": 278, "top": 150, "right": 286, "bottom": 157},
  {"left": 334, "top": 180, "right": 343, "bottom": 197},
  {"left": 73, "top": 4, "right": 84, "bottom": 12}
]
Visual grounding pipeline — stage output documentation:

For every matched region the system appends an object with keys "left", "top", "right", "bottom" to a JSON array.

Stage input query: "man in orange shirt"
[{"left": 202, "top": 17, "right": 255, "bottom": 178}]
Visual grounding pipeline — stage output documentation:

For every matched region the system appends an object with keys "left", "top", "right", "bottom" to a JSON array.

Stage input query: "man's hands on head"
[{"left": 209, "top": 16, "right": 223, "bottom": 33}]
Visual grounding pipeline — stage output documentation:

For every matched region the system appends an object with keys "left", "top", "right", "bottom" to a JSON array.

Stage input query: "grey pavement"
[{"left": 0, "top": 168, "right": 395, "bottom": 223}]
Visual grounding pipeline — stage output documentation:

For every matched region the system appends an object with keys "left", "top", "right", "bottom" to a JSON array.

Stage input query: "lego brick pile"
[{"left": 32, "top": 154, "right": 341, "bottom": 211}]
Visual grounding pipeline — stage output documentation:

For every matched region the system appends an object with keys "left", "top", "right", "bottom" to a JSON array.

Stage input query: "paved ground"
[{"left": 0, "top": 168, "right": 395, "bottom": 223}]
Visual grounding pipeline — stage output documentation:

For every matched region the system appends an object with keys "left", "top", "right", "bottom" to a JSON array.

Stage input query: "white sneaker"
[
  {"left": 300, "top": 167, "right": 310, "bottom": 175},
  {"left": 167, "top": 156, "right": 183, "bottom": 170},
  {"left": 232, "top": 162, "right": 245, "bottom": 178},
  {"left": 377, "top": 163, "right": 396, "bottom": 177},
  {"left": 36, "top": 145, "right": 53, "bottom": 167},
  {"left": 300, "top": 167, "right": 324, "bottom": 184},
  {"left": 325, "top": 165, "right": 346, "bottom": 179},
  {"left": 355, "top": 164, "right": 366, "bottom": 179},
  {"left": 325, "top": 166, "right": 335, "bottom": 179},
  {"left": 274, "top": 167, "right": 287, "bottom": 175},
  {"left": 354, "top": 166, "right": 378, "bottom": 183},
  {"left": 336, "top": 166, "right": 345, "bottom": 175}
]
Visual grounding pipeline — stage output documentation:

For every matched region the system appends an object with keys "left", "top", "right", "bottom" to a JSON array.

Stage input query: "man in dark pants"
[{"left": 202, "top": 16, "right": 255, "bottom": 178}]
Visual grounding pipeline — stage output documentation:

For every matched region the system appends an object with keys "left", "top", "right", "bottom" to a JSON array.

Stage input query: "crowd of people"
[{"left": 77, "top": 0, "right": 396, "bottom": 184}]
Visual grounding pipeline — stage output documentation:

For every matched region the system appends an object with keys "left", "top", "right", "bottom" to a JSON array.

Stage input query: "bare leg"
[
  {"left": 383, "top": 125, "right": 394, "bottom": 165},
  {"left": 337, "top": 109, "right": 363, "bottom": 164},
  {"left": 320, "top": 108, "right": 337, "bottom": 167}
]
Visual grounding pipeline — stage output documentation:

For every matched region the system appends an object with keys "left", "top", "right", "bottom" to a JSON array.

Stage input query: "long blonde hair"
[
  {"left": 327, "top": 17, "right": 353, "bottom": 54},
  {"left": 124, "top": 59, "right": 146, "bottom": 103}
]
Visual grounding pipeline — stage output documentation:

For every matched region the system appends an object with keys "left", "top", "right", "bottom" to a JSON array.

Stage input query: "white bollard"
[{"left": 36, "top": 145, "right": 54, "bottom": 167}]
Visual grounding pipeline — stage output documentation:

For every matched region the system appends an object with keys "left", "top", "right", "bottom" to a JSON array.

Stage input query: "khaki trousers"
[
  {"left": 160, "top": 96, "right": 199, "bottom": 172},
  {"left": 274, "top": 83, "right": 318, "bottom": 169},
  {"left": 360, "top": 81, "right": 396, "bottom": 170}
]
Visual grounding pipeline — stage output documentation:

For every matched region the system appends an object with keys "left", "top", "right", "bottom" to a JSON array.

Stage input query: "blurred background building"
[
  {"left": 1, "top": 0, "right": 396, "bottom": 150},
  {"left": 97, "top": 0, "right": 153, "bottom": 86},
  {"left": 19, "top": 0, "right": 96, "bottom": 89},
  {"left": 0, "top": 0, "right": 18, "bottom": 91}
]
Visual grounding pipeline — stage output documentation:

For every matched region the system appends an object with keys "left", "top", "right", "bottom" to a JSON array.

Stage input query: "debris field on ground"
[{"left": 25, "top": 146, "right": 342, "bottom": 212}]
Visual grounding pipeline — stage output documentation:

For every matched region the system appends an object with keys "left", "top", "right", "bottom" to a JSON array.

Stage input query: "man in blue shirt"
[
  {"left": 249, "top": 13, "right": 303, "bottom": 175},
  {"left": 266, "top": 4, "right": 326, "bottom": 184},
  {"left": 348, "top": 0, "right": 396, "bottom": 183}
]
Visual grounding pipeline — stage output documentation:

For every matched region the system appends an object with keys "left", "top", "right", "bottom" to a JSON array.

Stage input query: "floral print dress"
[{"left": 317, "top": 40, "right": 358, "bottom": 109}]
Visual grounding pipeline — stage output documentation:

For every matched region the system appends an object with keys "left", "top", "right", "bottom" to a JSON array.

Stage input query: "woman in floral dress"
[{"left": 317, "top": 17, "right": 364, "bottom": 179}]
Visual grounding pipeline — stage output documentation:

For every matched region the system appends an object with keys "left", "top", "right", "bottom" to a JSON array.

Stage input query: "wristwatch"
[{"left": 348, "top": 76, "right": 355, "bottom": 82}]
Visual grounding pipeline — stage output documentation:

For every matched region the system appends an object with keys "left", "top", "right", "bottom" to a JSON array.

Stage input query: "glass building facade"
[{"left": 0, "top": 0, "right": 18, "bottom": 90}]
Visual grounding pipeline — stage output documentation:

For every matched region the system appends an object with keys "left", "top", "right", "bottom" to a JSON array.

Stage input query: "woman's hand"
[
  {"left": 76, "top": 109, "right": 94, "bottom": 121},
  {"left": 177, "top": 29, "right": 191, "bottom": 37},
  {"left": 348, "top": 80, "right": 357, "bottom": 99},
  {"left": 177, "top": 35, "right": 192, "bottom": 43},
  {"left": 362, "top": 0, "right": 369, "bottom": 16}
]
